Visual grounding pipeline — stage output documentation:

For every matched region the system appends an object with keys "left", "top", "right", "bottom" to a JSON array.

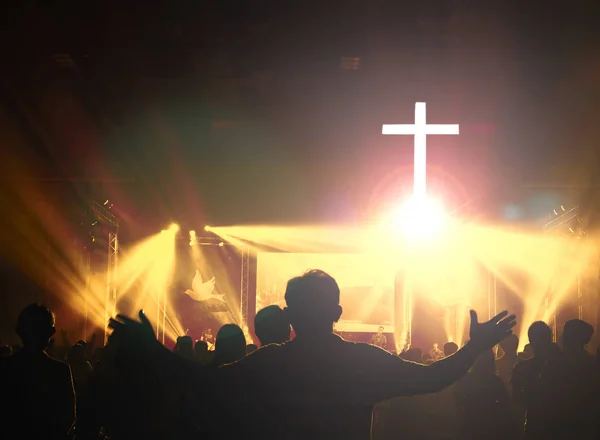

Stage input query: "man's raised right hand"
[{"left": 469, "top": 310, "right": 517, "bottom": 351}]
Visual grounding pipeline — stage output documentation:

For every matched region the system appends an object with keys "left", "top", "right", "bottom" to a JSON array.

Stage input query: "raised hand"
[
  {"left": 469, "top": 310, "right": 516, "bottom": 351},
  {"left": 109, "top": 310, "right": 158, "bottom": 349}
]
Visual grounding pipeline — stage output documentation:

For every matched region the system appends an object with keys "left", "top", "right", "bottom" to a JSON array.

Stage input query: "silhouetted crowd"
[{"left": 0, "top": 269, "right": 598, "bottom": 439}]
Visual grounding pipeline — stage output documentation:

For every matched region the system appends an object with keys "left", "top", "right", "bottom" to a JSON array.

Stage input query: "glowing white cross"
[{"left": 382, "top": 102, "right": 459, "bottom": 199}]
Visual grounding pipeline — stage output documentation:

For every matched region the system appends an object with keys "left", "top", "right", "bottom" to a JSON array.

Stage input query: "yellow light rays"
[
  {"left": 186, "top": 231, "right": 241, "bottom": 329},
  {"left": 463, "top": 224, "right": 597, "bottom": 346},
  {"left": 0, "top": 187, "right": 110, "bottom": 331},
  {"left": 208, "top": 221, "right": 599, "bottom": 351},
  {"left": 214, "top": 244, "right": 245, "bottom": 328},
  {"left": 208, "top": 224, "right": 375, "bottom": 254},
  {"left": 115, "top": 230, "right": 184, "bottom": 341}
]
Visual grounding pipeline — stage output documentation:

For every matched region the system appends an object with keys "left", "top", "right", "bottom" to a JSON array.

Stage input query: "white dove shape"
[{"left": 184, "top": 269, "right": 226, "bottom": 303}]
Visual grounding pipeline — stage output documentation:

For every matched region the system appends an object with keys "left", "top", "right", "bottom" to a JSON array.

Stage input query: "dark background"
[{"left": 1, "top": 1, "right": 599, "bottom": 342}]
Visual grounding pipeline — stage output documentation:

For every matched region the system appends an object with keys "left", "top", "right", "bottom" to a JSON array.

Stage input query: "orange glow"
[
  {"left": 383, "top": 196, "right": 447, "bottom": 241},
  {"left": 208, "top": 221, "right": 598, "bottom": 348}
]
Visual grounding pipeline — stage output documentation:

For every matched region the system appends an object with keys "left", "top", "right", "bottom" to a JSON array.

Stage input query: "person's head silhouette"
[
  {"left": 194, "top": 340, "right": 208, "bottom": 356},
  {"left": 527, "top": 321, "right": 552, "bottom": 354},
  {"left": 562, "top": 319, "right": 593, "bottom": 352},
  {"left": 16, "top": 303, "right": 56, "bottom": 351},
  {"left": 284, "top": 269, "right": 342, "bottom": 337},
  {"left": 67, "top": 342, "right": 86, "bottom": 364},
  {"left": 214, "top": 324, "right": 246, "bottom": 366},
  {"left": 378, "top": 326, "right": 384, "bottom": 335},
  {"left": 521, "top": 343, "right": 533, "bottom": 359},
  {"left": 175, "top": 335, "right": 194, "bottom": 359},
  {"left": 254, "top": 305, "right": 291, "bottom": 346},
  {"left": 443, "top": 341, "right": 459, "bottom": 357}
]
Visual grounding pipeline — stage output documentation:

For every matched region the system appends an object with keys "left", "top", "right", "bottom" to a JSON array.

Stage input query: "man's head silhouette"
[
  {"left": 562, "top": 319, "right": 593, "bottom": 352},
  {"left": 284, "top": 269, "right": 342, "bottom": 337},
  {"left": 443, "top": 341, "right": 458, "bottom": 357},
  {"left": 254, "top": 305, "right": 291, "bottom": 346},
  {"left": 527, "top": 321, "right": 552, "bottom": 354},
  {"left": 16, "top": 303, "right": 56, "bottom": 351},
  {"left": 175, "top": 335, "right": 194, "bottom": 358},
  {"left": 214, "top": 324, "right": 246, "bottom": 366},
  {"left": 194, "top": 340, "right": 208, "bottom": 356},
  {"left": 378, "top": 326, "right": 384, "bottom": 335}
]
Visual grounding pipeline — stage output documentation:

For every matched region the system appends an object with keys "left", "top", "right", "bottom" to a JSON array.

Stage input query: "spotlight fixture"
[
  {"left": 168, "top": 223, "right": 180, "bottom": 233},
  {"left": 218, "top": 241, "right": 224, "bottom": 247}
]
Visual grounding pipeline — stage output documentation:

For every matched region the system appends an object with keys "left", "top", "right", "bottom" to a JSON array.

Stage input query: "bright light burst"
[
  {"left": 208, "top": 219, "right": 597, "bottom": 348},
  {"left": 385, "top": 196, "right": 447, "bottom": 241}
]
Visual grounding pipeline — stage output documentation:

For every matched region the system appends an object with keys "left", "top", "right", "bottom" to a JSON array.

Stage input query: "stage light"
[
  {"left": 189, "top": 230, "right": 196, "bottom": 246},
  {"left": 386, "top": 196, "right": 447, "bottom": 240},
  {"left": 218, "top": 241, "right": 224, "bottom": 247},
  {"left": 204, "top": 225, "right": 211, "bottom": 232},
  {"left": 169, "top": 223, "right": 180, "bottom": 233}
]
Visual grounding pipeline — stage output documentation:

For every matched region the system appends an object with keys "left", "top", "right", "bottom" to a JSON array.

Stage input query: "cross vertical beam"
[{"left": 382, "top": 102, "right": 459, "bottom": 199}]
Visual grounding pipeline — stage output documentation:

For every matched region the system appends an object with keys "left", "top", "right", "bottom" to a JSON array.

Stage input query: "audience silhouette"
[
  {"left": 4, "top": 272, "right": 598, "bottom": 440},
  {"left": 174, "top": 335, "right": 195, "bottom": 361},
  {"left": 193, "top": 339, "right": 213, "bottom": 365},
  {"left": 496, "top": 333, "right": 519, "bottom": 388},
  {"left": 444, "top": 341, "right": 459, "bottom": 357},
  {"left": 512, "top": 321, "right": 561, "bottom": 439},
  {"left": 400, "top": 346, "right": 424, "bottom": 362},
  {"left": 110, "top": 269, "right": 516, "bottom": 439},
  {"left": 538, "top": 319, "right": 598, "bottom": 439},
  {"left": 212, "top": 323, "right": 246, "bottom": 367},
  {"left": 454, "top": 350, "right": 518, "bottom": 440},
  {"left": 254, "top": 304, "right": 291, "bottom": 346},
  {"left": 0, "top": 304, "right": 75, "bottom": 439}
]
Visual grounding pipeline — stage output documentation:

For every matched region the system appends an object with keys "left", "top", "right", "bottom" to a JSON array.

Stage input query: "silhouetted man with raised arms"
[{"left": 110, "top": 269, "right": 516, "bottom": 440}]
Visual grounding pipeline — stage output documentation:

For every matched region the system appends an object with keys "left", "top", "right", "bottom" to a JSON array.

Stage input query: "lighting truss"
[
  {"left": 543, "top": 206, "right": 580, "bottom": 234},
  {"left": 80, "top": 250, "right": 91, "bottom": 341},
  {"left": 180, "top": 236, "right": 226, "bottom": 246},
  {"left": 543, "top": 205, "right": 585, "bottom": 339},
  {"left": 88, "top": 200, "right": 118, "bottom": 230},
  {"left": 104, "top": 231, "right": 119, "bottom": 345},
  {"left": 80, "top": 199, "right": 119, "bottom": 345},
  {"left": 240, "top": 242, "right": 250, "bottom": 330}
]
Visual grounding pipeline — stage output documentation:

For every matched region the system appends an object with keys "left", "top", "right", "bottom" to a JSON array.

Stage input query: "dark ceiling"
[{"left": 1, "top": 1, "right": 600, "bottom": 240}]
